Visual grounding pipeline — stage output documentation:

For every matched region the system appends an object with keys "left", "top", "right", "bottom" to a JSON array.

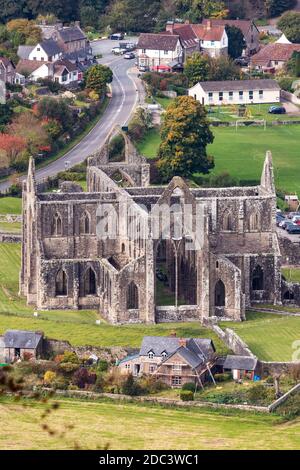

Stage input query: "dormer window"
[
  {"left": 161, "top": 351, "right": 168, "bottom": 358},
  {"left": 148, "top": 351, "right": 154, "bottom": 359}
]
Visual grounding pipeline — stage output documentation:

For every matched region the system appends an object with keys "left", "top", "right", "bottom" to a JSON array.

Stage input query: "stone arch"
[
  {"left": 80, "top": 211, "right": 91, "bottom": 235},
  {"left": 83, "top": 266, "right": 97, "bottom": 296},
  {"left": 111, "top": 170, "right": 135, "bottom": 187},
  {"left": 252, "top": 265, "right": 264, "bottom": 291},
  {"left": 249, "top": 210, "right": 260, "bottom": 231},
  {"left": 55, "top": 269, "right": 68, "bottom": 296},
  {"left": 222, "top": 210, "right": 233, "bottom": 231},
  {"left": 127, "top": 281, "right": 139, "bottom": 309},
  {"left": 215, "top": 280, "right": 225, "bottom": 307},
  {"left": 52, "top": 212, "right": 62, "bottom": 236},
  {"left": 283, "top": 289, "right": 294, "bottom": 301},
  {"left": 108, "top": 132, "right": 126, "bottom": 162}
]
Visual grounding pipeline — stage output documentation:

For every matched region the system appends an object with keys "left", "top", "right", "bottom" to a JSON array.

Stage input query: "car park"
[
  {"left": 279, "top": 220, "right": 295, "bottom": 230},
  {"left": 288, "top": 212, "right": 300, "bottom": 219},
  {"left": 110, "top": 33, "right": 124, "bottom": 40},
  {"left": 287, "top": 225, "right": 300, "bottom": 234},
  {"left": 124, "top": 52, "right": 135, "bottom": 59},
  {"left": 268, "top": 106, "right": 286, "bottom": 114}
]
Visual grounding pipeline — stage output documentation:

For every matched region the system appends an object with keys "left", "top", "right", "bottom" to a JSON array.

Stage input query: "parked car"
[
  {"left": 112, "top": 47, "right": 126, "bottom": 55},
  {"left": 234, "top": 57, "right": 249, "bottom": 67},
  {"left": 138, "top": 65, "right": 149, "bottom": 72},
  {"left": 279, "top": 220, "right": 295, "bottom": 230},
  {"left": 124, "top": 52, "right": 135, "bottom": 59},
  {"left": 276, "top": 214, "right": 285, "bottom": 226},
  {"left": 268, "top": 106, "right": 286, "bottom": 115},
  {"left": 287, "top": 225, "right": 300, "bottom": 234},
  {"left": 110, "top": 33, "right": 124, "bottom": 40},
  {"left": 288, "top": 212, "right": 300, "bottom": 219}
]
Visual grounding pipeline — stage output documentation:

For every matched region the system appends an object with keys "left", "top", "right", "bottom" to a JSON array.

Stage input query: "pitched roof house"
[
  {"left": 119, "top": 336, "right": 216, "bottom": 388},
  {"left": 52, "top": 24, "right": 91, "bottom": 59},
  {"left": 223, "top": 355, "right": 258, "bottom": 381},
  {"left": 137, "top": 33, "right": 183, "bottom": 70},
  {"left": 165, "top": 21, "right": 228, "bottom": 59},
  {"left": 28, "top": 39, "right": 63, "bottom": 63},
  {"left": 0, "top": 57, "right": 16, "bottom": 84},
  {"left": 202, "top": 19, "right": 260, "bottom": 55},
  {"left": 251, "top": 43, "right": 300, "bottom": 70},
  {"left": 16, "top": 58, "right": 80, "bottom": 85}
]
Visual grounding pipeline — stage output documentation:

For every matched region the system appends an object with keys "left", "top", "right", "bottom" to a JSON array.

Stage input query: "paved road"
[{"left": 0, "top": 38, "right": 140, "bottom": 193}]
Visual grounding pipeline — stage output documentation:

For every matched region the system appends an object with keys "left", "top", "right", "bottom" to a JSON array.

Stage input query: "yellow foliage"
[{"left": 43, "top": 370, "right": 56, "bottom": 385}]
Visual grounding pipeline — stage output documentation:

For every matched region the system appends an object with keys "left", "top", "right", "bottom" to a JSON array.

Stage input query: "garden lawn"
[
  {"left": 221, "top": 312, "right": 300, "bottom": 362},
  {"left": 282, "top": 267, "right": 300, "bottom": 283},
  {"left": 0, "top": 222, "right": 21, "bottom": 233},
  {"left": 0, "top": 243, "right": 227, "bottom": 351},
  {"left": 0, "top": 197, "right": 22, "bottom": 214},
  {"left": 138, "top": 125, "right": 300, "bottom": 193},
  {"left": 0, "top": 397, "right": 300, "bottom": 450}
]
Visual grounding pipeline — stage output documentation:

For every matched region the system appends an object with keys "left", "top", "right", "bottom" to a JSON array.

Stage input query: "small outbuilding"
[
  {"left": 1, "top": 330, "right": 44, "bottom": 363},
  {"left": 223, "top": 355, "right": 258, "bottom": 381}
]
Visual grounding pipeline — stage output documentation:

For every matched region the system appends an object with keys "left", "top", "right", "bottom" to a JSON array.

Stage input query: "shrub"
[
  {"left": 138, "top": 375, "right": 168, "bottom": 394},
  {"left": 23, "top": 351, "right": 33, "bottom": 361},
  {"left": 247, "top": 384, "right": 271, "bottom": 404},
  {"left": 43, "top": 370, "right": 57, "bottom": 385},
  {"left": 93, "top": 373, "right": 105, "bottom": 393},
  {"left": 214, "top": 373, "right": 232, "bottom": 383},
  {"left": 72, "top": 367, "right": 96, "bottom": 389},
  {"left": 182, "top": 382, "right": 196, "bottom": 392},
  {"left": 121, "top": 374, "right": 143, "bottom": 396},
  {"left": 60, "top": 351, "right": 80, "bottom": 365},
  {"left": 97, "top": 360, "right": 109, "bottom": 373},
  {"left": 180, "top": 390, "right": 194, "bottom": 401},
  {"left": 58, "top": 362, "right": 80, "bottom": 375}
]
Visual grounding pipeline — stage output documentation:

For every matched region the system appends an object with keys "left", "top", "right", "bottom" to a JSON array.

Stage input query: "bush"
[
  {"left": 60, "top": 351, "right": 80, "bottom": 365},
  {"left": 138, "top": 375, "right": 168, "bottom": 394},
  {"left": 97, "top": 360, "right": 109, "bottom": 373},
  {"left": 43, "top": 370, "right": 57, "bottom": 385},
  {"left": 121, "top": 374, "right": 143, "bottom": 396},
  {"left": 58, "top": 362, "right": 80, "bottom": 375},
  {"left": 72, "top": 367, "right": 96, "bottom": 389},
  {"left": 182, "top": 382, "right": 196, "bottom": 392},
  {"left": 180, "top": 390, "right": 194, "bottom": 401},
  {"left": 247, "top": 384, "right": 271, "bottom": 404},
  {"left": 214, "top": 373, "right": 232, "bottom": 383},
  {"left": 93, "top": 373, "right": 105, "bottom": 392}
]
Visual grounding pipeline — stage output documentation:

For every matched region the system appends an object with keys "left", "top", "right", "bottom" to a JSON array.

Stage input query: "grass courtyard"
[
  {"left": 137, "top": 125, "right": 300, "bottom": 193},
  {"left": 1, "top": 397, "right": 300, "bottom": 450}
]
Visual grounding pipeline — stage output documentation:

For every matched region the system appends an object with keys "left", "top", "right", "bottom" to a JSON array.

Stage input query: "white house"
[
  {"left": 28, "top": 39, "right": 63, "bottom": 62},
  {"left": 16, "top": 59, "right": 79, "bottom": 85},
  {"left": 136, "top": 33, "right": 183, "bottom": 70},
  {"left": 189, "top": 79, "right": 281, "bottom": 106},
  {"left": 53, "top": 60, "right": 79, "bottom": 85}
]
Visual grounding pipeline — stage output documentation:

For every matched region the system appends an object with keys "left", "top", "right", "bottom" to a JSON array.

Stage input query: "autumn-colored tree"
[
  {"left": 0, "top": 133, "right": 26, "bottom": 165},
  {"left": 7, "top": 19, "right": 42, "bottom": 45},
  {"left": 158, "top": 96, "right": 214, "bottom": 181},
  {"left": 8, "top": 113, "right": 49, "bottom": 155},
  {"left": 184, "top": 52, "right": 210, "bottom": 86},
  {"left": 85, "top": 64, "right": 113, "bottom": 96}
]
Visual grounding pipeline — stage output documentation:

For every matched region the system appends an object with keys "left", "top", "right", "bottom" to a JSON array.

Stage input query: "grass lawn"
[
  {"left": 138, "top": 125, "right": 300, "bottom": 193},
  {"left": 207, "top": 103, "right": 300, "bottom": 123},
  {"left": 221, "top": 312, "right": 300, "bottom": 362},
  {"left": 0, "top": 197, "right": 22, "bottom": 215},
  {"left": 1, "top": 397, "right": 300, "bottom": 450},
  {"left": 282, "top": 267, "right": 300, "bottom": 283},
  {"left": 0, "top": 243, "right": 227, "bottom": 351},
  {"left": 0, "top": 222, "right": 21, "bottom": 233}
]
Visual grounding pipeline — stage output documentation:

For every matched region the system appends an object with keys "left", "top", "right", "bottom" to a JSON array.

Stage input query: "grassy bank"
[{"left": 1, "top": 397, "right": 300, "bottom": 450}]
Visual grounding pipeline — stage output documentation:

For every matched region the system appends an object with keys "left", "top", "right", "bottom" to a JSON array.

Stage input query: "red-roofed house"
[
  {"left": 166, "top": 20, "right": 228, "bottom": 59},
  {"left": 251, "top": 43, "right": 300, "bottom": 71}
]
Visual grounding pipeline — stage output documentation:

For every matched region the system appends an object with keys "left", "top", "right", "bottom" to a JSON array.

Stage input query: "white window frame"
[
  {"left": 172, "top": 364, "right": 182, "bottom": 372},
  {"left": 172, "top": 376, "right": 182, "bottom": 386}
]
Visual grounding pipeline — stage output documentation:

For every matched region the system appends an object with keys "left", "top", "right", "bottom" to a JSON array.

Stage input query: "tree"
[
  {"left": 85, "top": 64, "right": 113, "bottom": 96},
  {"left": 158, "top": 96, "right": 214, "bottom": 181},
  {"left": 121, "top": 373, "right": 143, "bottom": 396},
  {"left": 265, "top": 0, "right": 297, "bottom": 18},
  {"left": 8, "top": 113, "right": 49, "bottom": 155},
  {"left": 0, "top": 133, "right": 26, "bottom": 165},
  {"left": 7, "top": 19, "right": 42, "bottom": 45},
  {"left": 37, "top": 98, "right": 74, "bottom": 131},
  {"left": 208, "top": 56, "right": 241, "bottom": 81},
  {"left": 174, "top": 0, "right": 228, "bottom": 23},
  {"left": 226, "top": 25, "right": 246, "bottom": 59},
  {"left": 184, "top": 52, "right": 210, "bottom": 86},
  {"left": 278, "top": 11, "right": 300, "bottom": 43}
]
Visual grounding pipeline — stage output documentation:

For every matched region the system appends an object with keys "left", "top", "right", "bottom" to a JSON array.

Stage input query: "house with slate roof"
[
  {"left": 136, "top": 33, "right": 183, "bottom": 70},
  {"left": 223, "top": 355, "right": 258, "bottom": 381},
  {"left": 118, "top": 335, "right": 216, "bottom": 388},
  {"left": 28, "top": 39, "right": 63, "bottom": 63},
  {"left": 0, "top": 330, "right": 44, "bottom": 363}
]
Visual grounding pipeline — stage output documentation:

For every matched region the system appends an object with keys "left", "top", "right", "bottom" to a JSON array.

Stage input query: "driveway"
[{"left": 0, "top": 38, "right": 140, "bottom": 193}]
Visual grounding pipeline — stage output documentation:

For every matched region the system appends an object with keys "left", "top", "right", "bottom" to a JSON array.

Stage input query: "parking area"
[{"left": 276, "top": 211, "right": 300, "bottom": 242}]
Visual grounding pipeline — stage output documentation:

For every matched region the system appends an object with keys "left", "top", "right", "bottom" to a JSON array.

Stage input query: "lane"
[{"left": 0, "top": 39, "right": 139, "bottom": 192}]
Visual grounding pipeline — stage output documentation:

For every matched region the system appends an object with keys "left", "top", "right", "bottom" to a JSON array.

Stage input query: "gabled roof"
[
  {"left": 192, "top": 24, "right": 226, "bottom": 42},
  {"left": 223, "top": 355, "right": 258, "bottom": 371},
  {"left": 39, "top": 39, "right": 63, "bottom": 57},
  {"left": 192, "top": 78, "right": 281, "bottom": 92},
  {"left": 202, "top": 19, "right": 258, "bottom": 37},
  {"left": 54, "top": 59, "right": 78, "bottom": 75},
  {"left": 16, "top": 59, "right": 49, "bottom": 75},
  {"left": 56, "top": 26, "right": 87, "bottom": 43},
  {"left": 251, "top": 43, "right": 300, "bottom": 66},
  {"left": 137, "top": 33, "right": 180, "bottom": 51},
  {"left": 18, "top": 45, "right": 35, "bottom": 60},
  {"left": 4, "top": 330, "right": 43, "bottom": 349}
]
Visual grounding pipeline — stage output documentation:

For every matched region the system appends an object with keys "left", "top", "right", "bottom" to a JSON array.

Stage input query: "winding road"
[{"left": 0, "top": 38, "right": 140, "bottom": 193}]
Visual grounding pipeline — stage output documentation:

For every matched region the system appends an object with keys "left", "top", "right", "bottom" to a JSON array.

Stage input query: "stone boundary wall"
[
  {"left": 278, "top": 236, "right": 300, "bottom": 265},
  {"left": 0, "top": 233, "right": 21, "bottom": 243},
  {"left": 203, "top": 321, "right": 255, "bottom": 357},
  {"left": 155, "top": 306, "right": 199, "bottom": 323},
  {"left": 269, "top": 383, "right": 300, "bottom": 412},
  {"left": 281, "top": 90, "right": 300, "bottom": 106},
  {"left": 41, "top": 388, "right": 269, "bottom": 413}
]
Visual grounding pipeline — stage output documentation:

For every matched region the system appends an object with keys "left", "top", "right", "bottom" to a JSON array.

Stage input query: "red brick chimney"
[
  {"left": 207, "top": 20, "right": 212, "bottom": 30},
  {"left": 166, "top": 22, "right": 175, "bottom": 34},
  {"left": 179, "top": 338, "right": 187, "bottom": 347}
]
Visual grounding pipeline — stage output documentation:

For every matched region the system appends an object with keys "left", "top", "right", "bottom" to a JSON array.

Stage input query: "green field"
[
  {"left": 282, "top": 267, "right": 300, "bottom": 283},
  {"left": 0, "top": 222, "right": 21, "bottom": 233},
  {"left": 1, "top": 397, "right": 300, "bottom": 450},
  {"left": 137, "top": 125, "right": 300, "bottom": 193},
  {"left": 0, "top": 197, "right": 22, "bottom": 214},
  {"left": 221, "top": 312, "right": 300, "bottom": 362}
]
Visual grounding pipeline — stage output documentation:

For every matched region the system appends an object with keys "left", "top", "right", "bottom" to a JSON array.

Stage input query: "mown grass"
[
  {"left": 0, "top": 243, "right": 227, "bottom": 351},
  {"left": 0, "top": 222, "right": 21, "bottom": 233},
  {"left": 138, "top": 125, "right": 300, "bottom": 193},
  {"left": 282, "top": 267, "right": 300, "bottom": 284},
  {"left": 220, "top": 312, "right": 300, "bottom": 362},
  {"left": 1, "top": 396, "right": 300, "bottom": 450},
  {"left": 0, "top": 198, "right": 22, "bottom": 215}
]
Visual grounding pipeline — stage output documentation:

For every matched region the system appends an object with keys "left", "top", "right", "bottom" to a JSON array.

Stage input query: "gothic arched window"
[
  {"left": 84, "top": 267, "right": 96, "bottom": 296},
  {"left": 127, "top": 281, "right": 139, "bottom": 309},
  {"left": 215, "top": 280, "right": 225, "bottom": 307},
  {"left": 252, "top": 265, "right": 264, "bottom": 291},
  {"left": 52, "top": 212, "right": 62, "bottom": 236},
  {"left": 80, "top": 211, "right": 91, "bottom": 235},
  {"left": 55, "top": 269, "right": 67, "bottom": 296}
]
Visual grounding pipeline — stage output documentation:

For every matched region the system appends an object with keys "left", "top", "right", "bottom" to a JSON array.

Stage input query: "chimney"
[
  {"left": 184, "top": 20, "right": 190, "bottom": 25},
  {"left": 166, "top": 21, "right": 174, "bottom": 34},
  {"left": 179, "top": 338, "right": 187, "bottom": 348},
  {"left": 207, "top": 20, "right": 212, "bottom": 30},
  {"left": 169, "top": 330, "right": 177, "bottom": 337},
  {"left": 75, "top": 21, "right": 81, "bottom": 28}
]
